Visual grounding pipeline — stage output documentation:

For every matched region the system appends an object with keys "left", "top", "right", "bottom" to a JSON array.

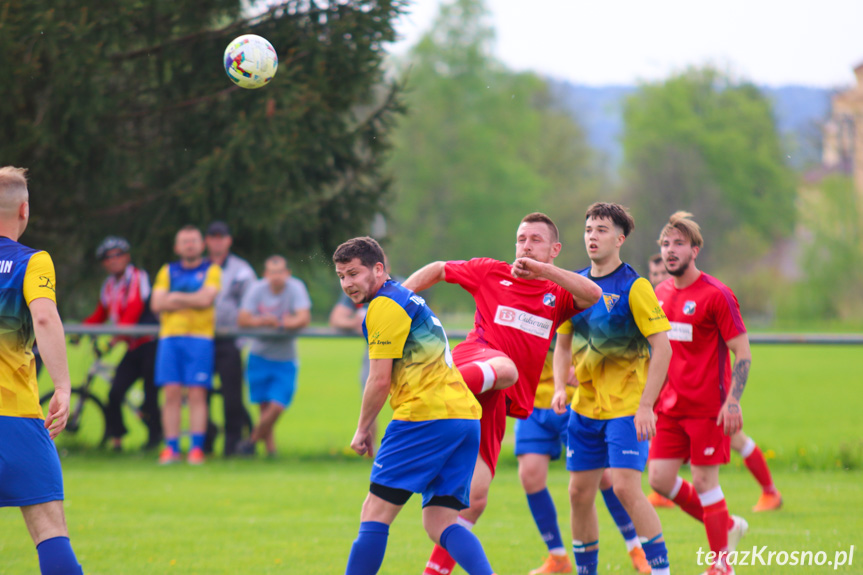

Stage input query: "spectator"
[
  {"left": 151, "top": 225, "right": 221, "bottom": 465},
  {"left": 237, "top": 256, "right": 311, "bottom": 456},
  {"left": 205, "top": 220, "right": 256, "bottom": 455},
  {"left": 83, "top": 236, "right": 161, "bottom": 451}
]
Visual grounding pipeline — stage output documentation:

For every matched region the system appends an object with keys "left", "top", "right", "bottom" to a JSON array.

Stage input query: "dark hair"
[
  {"left": 585, "top": 202, "right": 635, "bottom": 237},
  {"left": 649, "top": 253, "right": 663, "bottom": 266},
  {"left": 333, "top": 236, "right": 386, "bottom": 269},
  {"left": 658, "top": 211, "right": 703, "bottom": 248},
  {"left": 520, "top": 212, "right": 559, "bottom": 243}
]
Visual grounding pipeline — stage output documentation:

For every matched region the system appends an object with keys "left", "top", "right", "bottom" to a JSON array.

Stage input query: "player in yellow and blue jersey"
[
  {"left": 552, "top": 203, "right": 672, "bottom": 575},
  {"left": 0, "top": 166, "right": 84, "bottom": 574},
  {"left": 333, "top": 236, "right": 498, "bottom": 575},
  {"left": 151, "top": 225, "right": 221, "bottom": 464}
]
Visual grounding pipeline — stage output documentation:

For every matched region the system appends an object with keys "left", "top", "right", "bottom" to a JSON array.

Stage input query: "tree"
[
  {"left": 0, "top": 0, "right": 405, "bottom": 314},
  {"left": 384, "top": 0, "right": 602, "bottom": 311},
  {"left": 620, "top": 67, "right": 797, "bottom": 282}
]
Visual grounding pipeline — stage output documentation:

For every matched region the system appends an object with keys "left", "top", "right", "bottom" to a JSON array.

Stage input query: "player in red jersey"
[
  {"left": 403, "top": 213, "right": 602, "bottom": 575},
  {"left": 646, "top": 253, "right": 781, "bottom": 513},
  {"left": 648, "top": 212, "right": 751, "bottom": 575}
]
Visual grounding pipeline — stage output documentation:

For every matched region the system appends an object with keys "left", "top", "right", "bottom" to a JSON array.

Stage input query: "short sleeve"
[
  {"left": 444, "top": 258, "right": 495, "bottom": 293},
  {"left": 290, "top": 279, "right": 312, "bottom": 311},
  {"left": 712, "top": 285, "right": 746, "bottom": 343},
  {"left": 153, "top": 265, "right": 170, "bottom": 291},
  {"left": 365, "top": 296, "right": 411, "bottom": 359},
  {"left": 556, "top": 318, "right": 574, "bottom": 335},
  {"left": 239, "top": 281, "right": 261, "bottom": 312},
  {"left": 23, "top": 251, "right": 57, "bottom": 305},
  {"left": 629, "top": 277, "right": 671, "bottom": 337},
  {"left": 205, "top": 263, "right": 222, "bottom": 290}
]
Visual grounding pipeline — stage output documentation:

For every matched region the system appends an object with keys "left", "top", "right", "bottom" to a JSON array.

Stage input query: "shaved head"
[{"left": 0, "top": 166, "right": 29, "bottom": 215}]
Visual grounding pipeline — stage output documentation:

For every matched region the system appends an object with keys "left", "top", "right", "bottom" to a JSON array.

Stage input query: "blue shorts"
[
  {"left": 155, "top": 336, "right": 214, "bottom": 388},
  {"left": 246, "top": 354, "right": 298, "bottom": 408},
  {"left": 0, "top": 416, "right": 64, "bottom": 507},
  {"left": 371, "top": 419, "right": 480, "bottom": 509},
  {"left": 565, "top": 412, "right": 648, "bottom": 472},
  {"left": 514, "top": 407, "right": 570, "bottom": 460}
]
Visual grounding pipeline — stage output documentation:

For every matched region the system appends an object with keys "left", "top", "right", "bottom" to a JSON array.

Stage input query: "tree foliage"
[
  {"left": 0, "top": 0, "right": 405, "bottom": 313},
  {"left": 620, "top": 67, "right": 797, "bottom": 279},
  {"left": 384, "top": 0, "right": 602, "bottom": 311}
]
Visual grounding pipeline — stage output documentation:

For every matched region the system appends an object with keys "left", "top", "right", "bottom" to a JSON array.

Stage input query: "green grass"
[{"left": 1, "top": 339, "right": 860, "bottom": 574}]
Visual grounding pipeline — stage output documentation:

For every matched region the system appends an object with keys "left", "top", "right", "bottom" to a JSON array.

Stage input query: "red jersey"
[
  {"left": 444, "top": 258, "right": 582, "bottom": 419},
  {"left": 84, "top": 264, "right": 154, "bottom": 350},
  {"left": 654, "top": 272, "right": 746, "bottom": 418}
]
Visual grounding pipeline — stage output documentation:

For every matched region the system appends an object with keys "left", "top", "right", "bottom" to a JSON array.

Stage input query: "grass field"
[{"left": 0, "top": 338, "right": 860, "bottom": 574}]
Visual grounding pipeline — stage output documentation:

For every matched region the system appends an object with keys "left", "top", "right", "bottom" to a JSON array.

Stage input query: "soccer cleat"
[
  {"left": 647, "top": 491, "right": 676, "bottom": 508},
  {"left": 158, "top": 447, "right": 181, "bottom": 465},
  {"left": 187, "top": 447, "right": 206, "bottom": 465},
  {"left": 628, "top": 547, "right": 651, "bottom": 574},
  {"left": 752, "top": 491, "right": 783, "bottom": 512},
  {"left": 528, "top": 553, "right": 572, "bottom": 574},
  {"left": 727, "top": 515, "right": 748, "bottom": 553},
  {"left": 701, "top": 563, "right": 734, "bottom": 575}
]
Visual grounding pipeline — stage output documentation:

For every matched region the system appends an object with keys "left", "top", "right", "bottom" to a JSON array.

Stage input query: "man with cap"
[
  {"left": 205, "top": 221, "right": 256, "bottom": 455},
  {"left": 83, "top": 236, "right": 162, "bottom": 450}
]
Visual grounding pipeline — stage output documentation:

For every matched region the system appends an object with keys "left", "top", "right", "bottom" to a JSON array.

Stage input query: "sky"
[{"left": 389, "top": 0, "right": 863, "bottom": 88}]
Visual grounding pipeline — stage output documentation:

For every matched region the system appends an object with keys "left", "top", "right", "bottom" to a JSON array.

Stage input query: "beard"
[{"left": 666, "top": 255, "right": 691, "bottom": 277}]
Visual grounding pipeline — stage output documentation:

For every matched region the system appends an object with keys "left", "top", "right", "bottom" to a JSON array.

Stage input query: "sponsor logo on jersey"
[
  {"left": 494, "top": 305, "right": 553, "bottom": 339},
  {"left": 602, "top": 293, "right": 620, "bottom": 312},
  {"left": 0, "top": 260, "right": 13, "bottom": 273},
  {"left": 683, "top": 300, "right": 697, "bottom": 315},
  {"left": 368, "top": 329, "right": 392, "bottom": 347},
  {"left": 499, "top": 280, "right": 513, "bottom": 286},
  {"left": 668, "top": 321, "right": 693, "bottom": 342},
  {"left": 410, "top": 294, "right": 426, "bottom": 307},
  {"left": 543, "top": 293, "right": 556, "bottom": 307},
  {"left": 39, "top": 275, "right": 55, "bottom": 293}
]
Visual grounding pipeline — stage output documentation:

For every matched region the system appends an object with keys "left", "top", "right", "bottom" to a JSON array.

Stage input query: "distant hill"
[{"left": 549, "top": 80, "right": 834, "bottom": 171}]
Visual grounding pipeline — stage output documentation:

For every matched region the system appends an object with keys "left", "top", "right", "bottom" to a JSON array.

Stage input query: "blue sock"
[
  {"left": 166, "top": 437, "right": 180, "bottom": 453},
  {"left": 527, "top": 488, "right": 565, "bottom": 552},
  {"left": 439, "top": 524, "right": 494, "bottom": 575},
  {"left": 36, "top": 536, "right": 83, "bottom": 575},
  {"left": 191, "top": 433, "right": 206, "bottom": 451},
  {"left": 572, "top": 541, "right": 598, "bottom": 575},
  {"left": 345, "top": 521, "right": 389, "bottom": 575},
  {"left": 601, "top": 488, "right": 637, "bottom": 542},
  {"left": 642, "top": 534, "right": 670, "bottom": 572}
]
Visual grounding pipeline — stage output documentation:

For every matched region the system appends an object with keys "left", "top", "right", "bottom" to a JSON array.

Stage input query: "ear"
[
  {"left": 616, "top": 233, "right": 626, "bottom": 248},
  {"left": 549, "top": 241, "right": 562, "bottom": 259},
  {"left": 692, "top": 245, "right": 700, "bottom": 259},
  {"left": 19, "top": 201, "right": 29, "bottom": 220}
]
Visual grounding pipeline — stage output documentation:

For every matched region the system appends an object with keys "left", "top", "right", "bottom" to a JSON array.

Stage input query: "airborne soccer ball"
[{"left": 223, "top": 34, "right": 278, "bottom": 89}]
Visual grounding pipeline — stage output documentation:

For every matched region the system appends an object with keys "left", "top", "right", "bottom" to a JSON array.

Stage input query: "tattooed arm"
[{"left": 717, "top": 333, "right": 752, "bottom": 436}]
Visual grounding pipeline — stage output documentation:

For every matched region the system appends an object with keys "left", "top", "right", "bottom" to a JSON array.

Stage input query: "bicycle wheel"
[{"left": 40, "top": 388, "right": 108, "bottom": 452}]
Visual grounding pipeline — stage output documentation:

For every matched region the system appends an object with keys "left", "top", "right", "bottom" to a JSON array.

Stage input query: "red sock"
[
  {"left": 456, "top": 362, "right": 496, "bottom": 396},
  {"left": 672, "top": 479, "right": 704, "bottom": 522},
  {"left": 424, "top": 544, "right": 457, "bottom": 575},
  {"left": 744, "top": 446, "right": 778, "bottom": 494},
  {"left": 703, "top": 500, "right": 730, "bottom": 558}
]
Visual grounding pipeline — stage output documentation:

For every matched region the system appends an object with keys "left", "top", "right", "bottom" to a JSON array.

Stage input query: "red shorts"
[
  {"left": 453, "top": 341, "right": 510, "bottom": 477},
  {"left": 649, "top": 413, "right": 731, "bottom": 466}
]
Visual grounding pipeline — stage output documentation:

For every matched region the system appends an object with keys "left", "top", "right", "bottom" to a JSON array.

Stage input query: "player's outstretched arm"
[
  {"left": 551, "top": 332, "right": 574, "bottom": 415},
  {"left": 30, "top": 298, "right": 72, "bottom": 439},
  {"left": 717, "top": 332, "right": 751, "bottom": 436},
  {"left": 636, "top": 331, "right": 671, "bottom": 441},
  {"left": 511, "top": 258, "right": 601, "bottom": 309},
  {"left": 353, "top": 358, "right": 393, "bottom": 457},
  {"left": 402, "top": 261, "right": 446, "bottom": 293}
]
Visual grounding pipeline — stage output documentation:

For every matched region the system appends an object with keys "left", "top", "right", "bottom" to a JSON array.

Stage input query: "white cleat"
[{"left": 727, "top": 515, "right": 749, "bottom": 553}]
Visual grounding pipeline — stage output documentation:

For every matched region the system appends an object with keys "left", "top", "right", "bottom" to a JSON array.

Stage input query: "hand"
[
  {"left": 567, "top": 366, "right": 579, "bottom": 387},
  {"left": 551, "top": 390, "right": 569, "bottom": 415},
  {"left": 511, "top": 258, "right": 545, "bottom": 280},
  {"left": 717, "top": 399, "right": 743, "bottom": 436},
  {"left": 262, "top": 315, "right": 280, "bottom": 328},
  {"left": 634, "top": 405, "right": 656, "bottom": 442},
  {"left": 350, "top": 428, "right": 375, "bottom": 458},
  {"left": 45, "top": 389, "right": 71, "bottom": 439}
]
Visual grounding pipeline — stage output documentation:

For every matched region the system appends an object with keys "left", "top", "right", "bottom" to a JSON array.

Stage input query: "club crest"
[
  {"left": 543, "top": 293, "right": 556, "bottom": 307},
  {"left": 683, "top": 301, "right": 696, "bottom": 315},
  {"left": 603, "top": 293, "right": 620, "bottom": 312}
]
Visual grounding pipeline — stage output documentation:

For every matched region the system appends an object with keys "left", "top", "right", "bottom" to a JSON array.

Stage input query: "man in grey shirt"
[
  {"left": 237, "top": 255, "right": 311, "bottom": 456},
  {"left": 205, "top": 221, "right": 257, "bottom": 455}
]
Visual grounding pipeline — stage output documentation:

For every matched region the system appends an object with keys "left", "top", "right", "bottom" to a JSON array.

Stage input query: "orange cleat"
[
  {"left": 628, "top": 547, "right": 651, "bottom": 574},
  {"left": 752, "top": 491, "right": 783, "bottom": 512},
  {"left": 158, "top": 447, "right": 181, "bottom": 465},
  {"left": 187, "top": 447, "right": 206, "bottom": 465},
  {"left": 647, "top": 491, "right": 675, "bottom": 508},
  {"left": 528, "top": 553, "right": 573, "bottom": 574}
]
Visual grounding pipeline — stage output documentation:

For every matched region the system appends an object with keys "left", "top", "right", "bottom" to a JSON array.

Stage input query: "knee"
[
  {"left": 598, "top": 469, "right": 613, "bottom": 491},
  {"left": 611, "top": 481, "right": 639, "bottom": 507},
  {"left": 569, "top": 483, "right": 593, "bottom": 507},
  {"left": 491, "top": 360, "right": 518, "bottom": 390},
  {"left": 518, "top": 461, "right": 545, "bottom": 493},
  {"left": 691, "top": 475, "right": 717, "bottom": 495},
  {"left": 469, "top": 490, "right": 488, "bottom": 517},
  {"left": 648, "top": 468, "right": 673, "bottom": 496}
]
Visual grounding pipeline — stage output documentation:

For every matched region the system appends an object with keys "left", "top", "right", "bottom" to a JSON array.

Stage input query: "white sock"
[
  {"left": 739, "top": 437, "right": 757, "bottom": 458},
  {"left": 667, "top": 476, "right": 683, "bottom": 500},
  {"left": 477, "top": 361, "right": 496, "bottom": 393},
  {"left": 456, "top": 516, "right": 474, "bottom": 530}
]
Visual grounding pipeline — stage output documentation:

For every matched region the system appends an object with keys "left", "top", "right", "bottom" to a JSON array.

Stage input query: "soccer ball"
[{"left": 223, "top": 34, "right": 278, "bottom": 89}]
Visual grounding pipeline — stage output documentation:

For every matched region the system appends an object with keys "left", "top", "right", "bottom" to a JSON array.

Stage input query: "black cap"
[{"left": 206, "top": 221, "right": 231, "bottom": 237}]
